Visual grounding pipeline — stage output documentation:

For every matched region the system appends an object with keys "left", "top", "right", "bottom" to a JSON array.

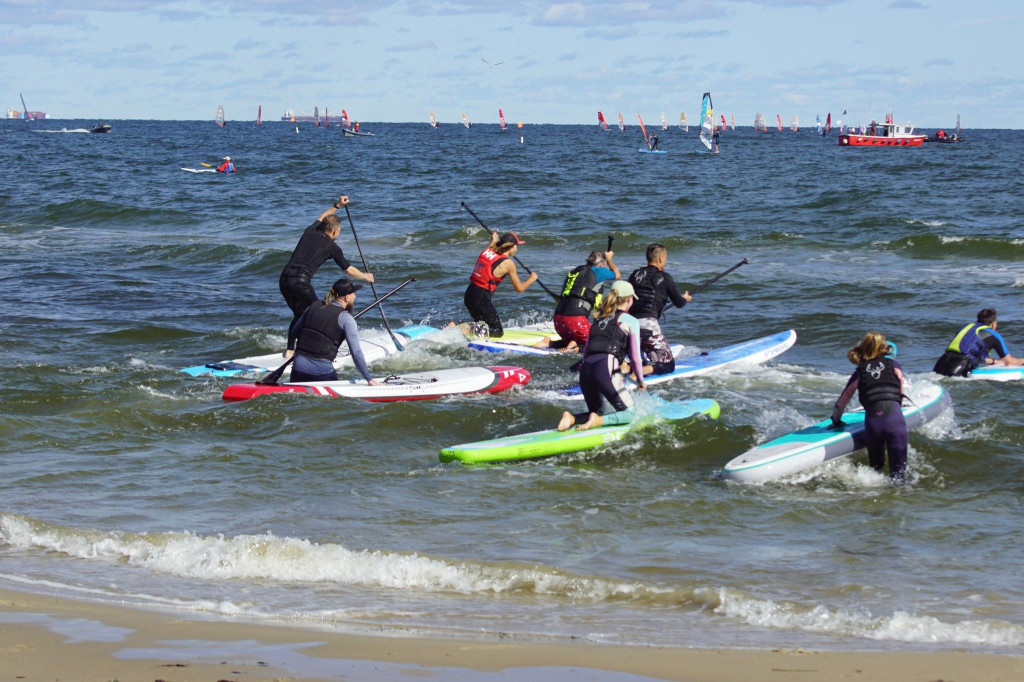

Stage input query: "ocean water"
[{"left": 1, "top": 119, "right": 1023, "bottom": 653}]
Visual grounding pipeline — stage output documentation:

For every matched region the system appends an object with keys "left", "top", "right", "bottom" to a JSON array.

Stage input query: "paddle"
[
  {"left": 607, "top": 235, "right": 614, "bottom": 254},
  {"left": 343, "top": 204, "right": 404, "bottom": 351},
  {"left": 690, "top": 258, "right": 749, "bottom": 295},
  {"left": 256, "top": 278, "right": 417, "bottom": 386},
  {"left": 460, "top": 201, "right": 559, "bottom": 301},
  {"left": 200, "top": 162, "right": 213, "bottom": 167}
]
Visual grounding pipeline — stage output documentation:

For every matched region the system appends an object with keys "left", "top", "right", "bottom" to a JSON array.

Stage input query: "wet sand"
[{"left": 1, "top": 587, "right": 1021, "bottom": 681}]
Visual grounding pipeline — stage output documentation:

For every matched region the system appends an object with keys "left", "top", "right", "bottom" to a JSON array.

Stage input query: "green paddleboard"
[{"left": 439, "top": 398, "right": 720, "bottom": 464}]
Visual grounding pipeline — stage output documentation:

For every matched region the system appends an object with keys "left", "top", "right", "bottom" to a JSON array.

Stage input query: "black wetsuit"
[{"left": 279, "top": 220, "right": 352, "bottom": 349}]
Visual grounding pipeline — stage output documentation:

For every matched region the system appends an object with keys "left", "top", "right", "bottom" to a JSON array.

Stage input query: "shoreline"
[{"left": 2, "top": 587, "right": 1022, "bottom": 681}]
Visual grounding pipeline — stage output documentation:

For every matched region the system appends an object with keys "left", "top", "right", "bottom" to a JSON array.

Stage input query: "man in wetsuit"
[
  {"left": 216, "top": 156, "right": 235, "bottom": 173},
  {"left": 712, "top": 127, "right": 720, "bottom": 153},
  {"left": 288, "top": 278, "right": 380, "bottom": 386},
  {"left": 464, "top": 230, "right": 538, "bottom": 337},
  {"left": 279, "top": 195, "right": 374, "bottom": 355},
  {"left": 627, "top": 243, "right": 691, "bottom": 376},
  {"left": 933, "top": 308, "right": 1024, "bottom": 377},
  {"left": 650, "top": 133, "right": 659, "bottom": 151}
]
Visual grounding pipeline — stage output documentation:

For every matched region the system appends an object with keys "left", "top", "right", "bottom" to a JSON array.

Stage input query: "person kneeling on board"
[
  {"left": 279, "top": 195, "right": 375, "bottom": 356},
  {"left": 557, "top": 281, "right": 646, "bottom": 432},
  {"left": 464, "top": 230, "right": 538, "bottom": 337},
  {"left": 830, "top": 333, "right": 908, "bottom": 485},
  {"left": 932, "top": 308, "right": 1024, "bottom": 377},
  {"left": 287, "top": 278, "right": 380, "bottom": 386},
  {"left": 627, "top": 243, "right": 691, "bottom": 376},
  {"left": 540, "top": 249, "right": 620, "bottom": 352},
  {"left": 216, "top": 156, "right": 235, "bottom": 173}
]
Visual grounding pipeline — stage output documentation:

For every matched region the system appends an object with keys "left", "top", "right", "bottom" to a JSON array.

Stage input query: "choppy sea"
[{"left": 1, "top": 119, "right": 1022, "bottom": 653}]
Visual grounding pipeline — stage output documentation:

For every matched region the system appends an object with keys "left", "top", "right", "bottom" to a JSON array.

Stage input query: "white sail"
[
  {"left": 790, "top": 115, "right": 799, "bottom": 132},
  {"left": 429, "top": 110, "right": 438, "bottom": 128},
  {"left": 660, "top": 112, "right": 669, "bottom": 130},
  {"left": 754, "top": 112, "right": 766, "bottom": 132},
  {"left": 679, "top": 112, "right": 688, "bottom": 131},
  {"left": 461, "top": 111, "right": 471, "bottom": 129},
  {"left": 214, "top": 105, "right": 225, "bottom": 128},
  {"left": 617, "top": 112, "right": 625, "bottom": 131},
  {"left": 699, "top": 92, "right": 713, "bottom": 150}
]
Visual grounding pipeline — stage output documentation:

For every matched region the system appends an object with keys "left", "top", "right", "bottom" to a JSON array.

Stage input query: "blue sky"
[{"left": 2, "top": 0, "right": 1020, "bottom": 127}]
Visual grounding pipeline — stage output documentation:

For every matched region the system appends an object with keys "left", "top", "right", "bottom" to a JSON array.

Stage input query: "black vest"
[
  {"left": 856, "top": 357, "right": 902, "bottom": 408},
  {"left": 628, "top": 265, "right": 667, "bottom": 319},
  {"left": 587, "top": 310, "right": 630, "bottom": 361},
  {"left": 555, "top": 264, "right": 600, "bottom": 317},
  {"left": 296, "top": 303, "right": 348, "bottom": 361}
]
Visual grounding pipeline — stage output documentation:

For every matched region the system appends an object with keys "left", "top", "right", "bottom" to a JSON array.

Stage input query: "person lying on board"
[
  {"left": 216, "top": 156, "right": 235, "bottom": 173},
  {"left": 932, "top": 308, "right": 1024, "bottom": 377},
  {"left": 626, "top": 243, "right": 691, "bottom": 376},
  {"left": 831, "top": 332, "right": 908, "bottom": 485},
  {"left": 279, "top": 195, "right": 375, "bottom": 355},
  {"left": 536, "top": 249, "right": 619, "bottom": 352},
  {"left": 463, "top": 230, "right": 537, "bottom": 338},
  {"left": 287, "top": 278, "right": 380, "bottom": 386},
  {"left": 557, "top": 281, "right": 646, "bottom": 432}
]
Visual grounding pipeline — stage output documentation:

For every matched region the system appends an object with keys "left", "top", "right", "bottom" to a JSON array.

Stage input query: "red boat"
[{"left": 838, "top": 115, "right": 926, "bottom": 147}]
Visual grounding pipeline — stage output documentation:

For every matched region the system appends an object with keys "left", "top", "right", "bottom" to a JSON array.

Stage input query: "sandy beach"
[{"left": 0, "top": 587, "right": 1020, "bottom": 682}]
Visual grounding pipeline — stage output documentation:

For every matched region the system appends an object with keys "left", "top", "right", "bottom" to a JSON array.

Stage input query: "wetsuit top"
[
  {"left": 216, "top": 161, "right": 235, "bottom": 173},
  {"left": 289, "top": 302, "right": 372, "bottom": 380},
  {"left": 582, "top": 310, "right": 644, "bottom": 375},
  {"left": 281, "top": 221, "right": 352, "bottom": 280},
  {"left": 832, "top": 357, "right": 904, "bottom": 422},
  {"left": 946, "top": 323, "right": 1008, "bottom": 365},
  {"left": 469, "top": 248, "right": 507, "bottom": 293},
  {"left": 554, "top": 264, "right": 615, "bottom": 317},
  {"left": 627, "top": 265, "right": 688, "bottom": 319}
]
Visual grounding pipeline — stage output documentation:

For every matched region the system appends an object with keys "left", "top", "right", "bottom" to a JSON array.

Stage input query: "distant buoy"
[
  {"left": 520, "top": 136, "right": 524, "bottom": 144},
  {"left": 294, "top": 127, "right": 299, "bottom": 134}
]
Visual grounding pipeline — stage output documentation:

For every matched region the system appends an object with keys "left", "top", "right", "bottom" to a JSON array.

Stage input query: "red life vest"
[{"left": 469, "top": 248, "right": 507, "bottom": 293}]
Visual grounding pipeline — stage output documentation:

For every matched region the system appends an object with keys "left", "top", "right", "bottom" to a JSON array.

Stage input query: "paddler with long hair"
[
  {"left": 557, "top": 280, "right": 646, "bottom": 432},
  {"left": 287, "top": 278, "right": 380, "bottom": 385},
  {"left": 279, "top": 195, "right": 374, "bottom": 356},
  {"left": 464, "top": 230, "right": 538, "bottom": 337},
  {"left": 540, "top": 249, "right": 619, "bottom": 351},
  {"left": 830, "top": 332, "right": 908, "bottom": 484}
]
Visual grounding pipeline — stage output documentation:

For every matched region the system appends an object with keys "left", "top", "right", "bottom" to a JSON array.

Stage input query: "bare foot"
[
  {"left": 575, "top": 413, "right": 604, "bottom": 431},
  {"left": 534, "top": 337, "right": 552, "bottom": 348},
  {"left": 556, "top": 411, "right": 575, "bottom": 432}
]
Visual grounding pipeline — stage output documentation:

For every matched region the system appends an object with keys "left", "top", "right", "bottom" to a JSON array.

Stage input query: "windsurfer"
[
  {"left": 650, "top": 133, "right": 660, "bottom": 151},
  {"left": 712, "top": 127, "right": 720, "bottom": 153},
  {"left": 626, "top": 244, "right": 691, "bottom": 376},
  {"left": 464, "top": 231, "right": 538, "bottom": 338},
  {"left": 216, "top": 156, "right": 235, "bottom": 173},
  {"left": 278, "top": 195, "right": 375, "bottom": 355}
]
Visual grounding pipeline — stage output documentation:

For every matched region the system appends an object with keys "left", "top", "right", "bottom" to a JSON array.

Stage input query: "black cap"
[
  {"left": 498, "top": 231, "right": 525, "bottom": 245},
  {"left": 331, "top": 278, "right": 362, "bottom": 297}
]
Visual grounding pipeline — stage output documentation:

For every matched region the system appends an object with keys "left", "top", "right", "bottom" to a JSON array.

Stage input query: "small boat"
[
  {"left": 342, "top": 127, "right": 375, "bottom": 137},
  {"left": 926, "top": 114, "right": 964, "bottom": 143},
  {"left": 89, "top": 123, "right": 111, "bottom": 134},
  {"left": 838, "top": 114, "right": 927, "bottom": 147}
]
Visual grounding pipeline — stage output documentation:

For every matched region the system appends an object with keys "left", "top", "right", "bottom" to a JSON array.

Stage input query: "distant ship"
[
  {"left": 280, "top": 109, "right": 323, "bottom": 123},
  {"left": 6, "top": 108, "right": 47, "bottom": 120}
]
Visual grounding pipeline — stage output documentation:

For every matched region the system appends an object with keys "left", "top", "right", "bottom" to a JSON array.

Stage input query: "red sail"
[{"left": 597, "top": 111, "right": 608, "bottom": 130}]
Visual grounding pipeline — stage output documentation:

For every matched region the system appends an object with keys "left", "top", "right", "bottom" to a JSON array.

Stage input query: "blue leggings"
[{"left": 864, "top": 402, "right": 908, "bottom": 484}]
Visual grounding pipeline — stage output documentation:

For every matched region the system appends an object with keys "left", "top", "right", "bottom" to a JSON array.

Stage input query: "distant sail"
[
  {"left": 325, "top": 107, "right": 329, "bottom": 127},
  {"left": 821, "top": 112, "right": 831, "bottom": 137},
  {"left": 598, "top": 111, "right": 608, "bottom": 130},
  {"left": 257, "top": 105, "right": 262, "bottom": 127},
  {"left": 699, "top": 92, "right": 713, "bottom": 150},
  {"left": 816, "top": 114, "right": 822, "bottom": 134},
  {"left": 790, "top": 115, "right": 799, "bottom": 132},
  {"left": 342, "top": 109, "right": 350, "bottom": 127},
  {"left": 679, "top": 112, "right": 688, "bottom": 132},
  {"left": 955, "top": 113, "right": 961, "bottom": 136},
  {"left": 754, "top": 112, "right": 766, "bottom": 132},
  {"left": 499, "top": 108, "right": 507, "bottom": 130},
  {"left": 837, "top": 108, "right": 845, "bottom": 133},
  {"left": 617, "top": 112, "right": 625, "bottom": 131},
  {"left": 660, "top": 112, "right": 669, "bottom": 130},
  {"left": 776, "top": 114, "right": 783, "bottom": 132},
  {"left": 461, "top": 111, "right": 471, "bottom": 129},
  {"left": 730, "top": 114, "right": 735, "bottom": 129},
  {"left": 215, "top": 105, "right": 225, "bottom": 128},
  {"left": 720, "top": 114, "right": 727, "bottom": 131},
  {"left": 429, "top": 109, "right": 438, "bottom": 128},
  {"left": 637, "top": 112, "right": 651, "bottom": 150},
  {"left": 314, "top": 106, "right": 320, "bottom": 127}
]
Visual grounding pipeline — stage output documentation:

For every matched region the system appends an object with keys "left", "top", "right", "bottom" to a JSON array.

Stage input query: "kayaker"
[
  {"left": 287, "top": 278, "right": 380, "bottom": 386},
  {"left": 557, "top": 280, "right": 646, "bottom": 432},
  {"left": 627, "top": 243, "right": 691, "bottom": 376},
  {"left": 279, "top": 195, "right": 375, "bottom": 355},
  {"left": 464, "top": 230, "right": 538, "bottom": 337},
  {"left": 932, "top": 308, "right": 1024, "bottom": 377},
  {"left": 216, "top": 156, "right": 235, "bottom": 173},
  {"left": 544, "top": 250, "right": 620, "bottom": 351},
  {"left": 830, "top": 332, "right": 908, "bottom": 484}
]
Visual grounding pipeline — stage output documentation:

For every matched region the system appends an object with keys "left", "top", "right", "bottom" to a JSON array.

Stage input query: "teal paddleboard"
[{"left": 440, "top": 398, "right": 720, "bottom": 464}]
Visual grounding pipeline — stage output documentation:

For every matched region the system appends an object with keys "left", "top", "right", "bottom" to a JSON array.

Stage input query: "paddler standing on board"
[
  {"left": 464, "top": 231, "right": 538, "bottom": 337},
  {"left": 287, "top": 278, "right": 380, "bottom": 386},
  {"left": 279, "top": 195, "right": 375, "bottom": 357},
  {"left": 557, "top": 280, "right": 646, "bottom": 432},
  {"left": 626, "top": 243, "right": 691, "bottom": 376}
]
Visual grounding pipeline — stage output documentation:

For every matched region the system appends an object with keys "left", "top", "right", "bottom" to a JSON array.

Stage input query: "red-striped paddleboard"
[{"left": 222, "top": 366, "right": 530, "bottom": 402}]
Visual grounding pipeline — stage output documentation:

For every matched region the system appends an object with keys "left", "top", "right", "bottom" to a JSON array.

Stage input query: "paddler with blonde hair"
[
  {"left": 557, "top": 280, "right": 646, "bottom": 432},
  {"left": 830, "top": 332, "right": 908, "bottom": 484}
]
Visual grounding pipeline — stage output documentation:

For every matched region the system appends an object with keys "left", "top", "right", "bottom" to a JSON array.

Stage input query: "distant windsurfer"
[
  {"left": 712, "top": 127, "right": 720, "bottom": 154},
  {"left": 626, "top": 244, "right": 691, "bottom": 376},
  {"left": 216, "top": 156, "right": 235, "bottom": 173},
  {"left": 464, "top": 231, "right": 538, "bottom": 337},
  {"left": 279, "top": 195, "right": 375, "bottom": 356},
  {"left": 650, "top": 133, "right": 660, "bottom": 151}
]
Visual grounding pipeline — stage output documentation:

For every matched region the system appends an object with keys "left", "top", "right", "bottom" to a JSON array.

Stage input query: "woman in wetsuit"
[
  {"left": 557, "top": 280, "right": 647, "bottom": 432},
  {"left": 831, "top": 332, "right": 908, "bottom": 484}
]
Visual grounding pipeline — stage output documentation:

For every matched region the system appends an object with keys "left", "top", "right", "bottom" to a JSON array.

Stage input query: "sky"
[{"left": 2, "top": 0, "right": 1021, "bottom": 127}]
